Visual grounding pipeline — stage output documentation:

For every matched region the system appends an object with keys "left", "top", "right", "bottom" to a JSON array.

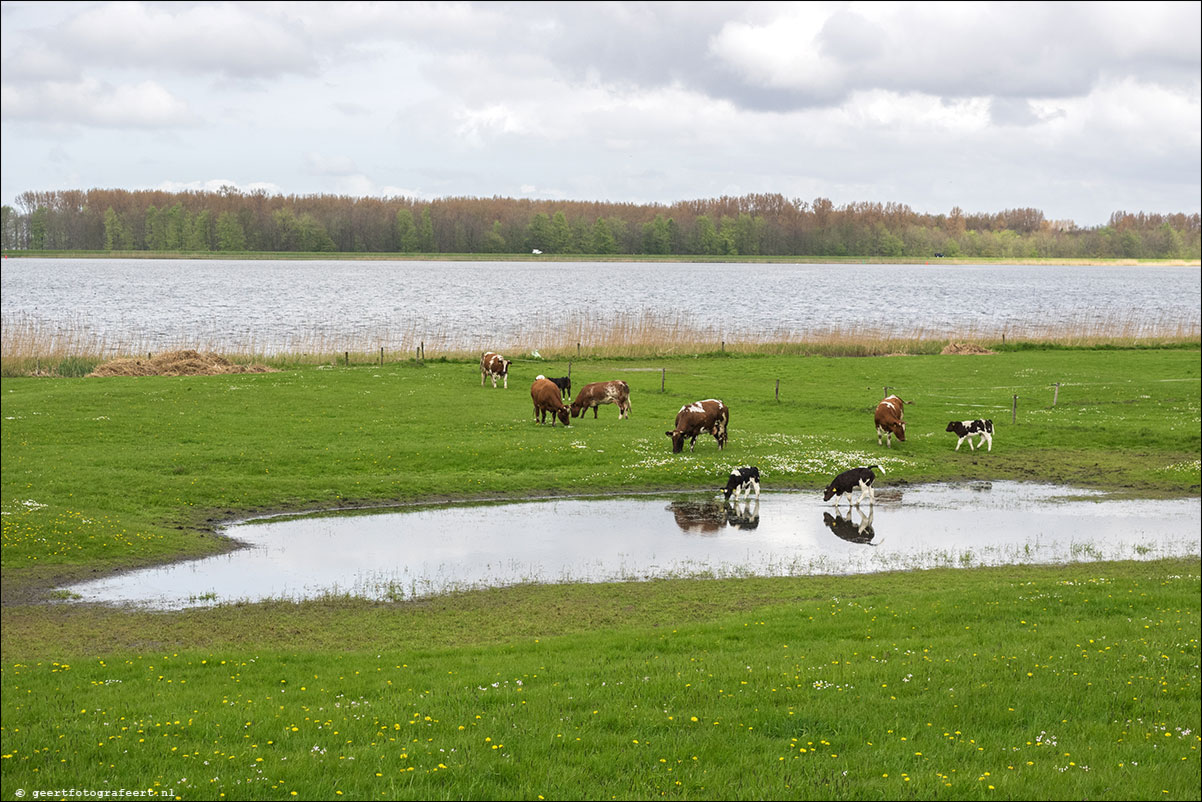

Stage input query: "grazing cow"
[
  {"left": 666, "top": 399, "right": 728, "bottom": 453},
  {"left": 946, "top": 419, "right": 994, "bottom": 451},
  {"left": 481, "top": 352, "right": 510, "bottom": 389},
  {"left": 571, "top": 380, "right": 631, "bottom": 420},
  {"left": 874, "top": 395, "right": 907, "bottom": 448},
  {"left": 823, "top": 508, "right": 878, "bottom": 545},
  {"left": 823, "top": 465, "right": 885, "bottom": 507},
  {"left": 530, "top": 377, "right": 571, "bottom": 426},
  {"left": 722, "top": 466, "right": 761, "bottom": 502}
]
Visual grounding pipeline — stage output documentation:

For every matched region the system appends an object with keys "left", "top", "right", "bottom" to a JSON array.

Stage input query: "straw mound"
[
  {"left": 940, "top": 342, "right": 995, "bottom": 355},
  {"left": 89, "top": 349, "right": 277, "bottom": 377}
]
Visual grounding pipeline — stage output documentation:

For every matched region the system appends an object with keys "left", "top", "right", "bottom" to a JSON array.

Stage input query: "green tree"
[
  {"left": 296, "top": 213, "right": 336, "bottom": 252},
  {"left": 591, "top": 218, "right": 618, "bottom": 254},
  {"left": 527, "top": 213, "right": 552, "bottom": 252},
  {"left": 695, "top": 215, "right": 721, "bottom": 255},
  {"left": 395, "top": 208, "right": 419, "bottom": 252},
  {"left": 642, "top": 215, "right": 671, "bottom": 254},
  {"left": 216, "top": 210, "right": 247, "bottom": 251},
  {"left": 184, "top": 210, "right": 211, "bottom": 251},
  {"left": 549, "top": 211, "right": 572, "bottom": 253},
  {"left": 30, "top": 207, "right": 48, "bottom": 250},
  {"left": 103, "top": 207, "right": 131, "bottom": 250},
  {"left": 483, "top": 220, "right": 507, "bottom": 253},
  {"left": 417, "top": 207, "right": 436, "bottom": 252}
]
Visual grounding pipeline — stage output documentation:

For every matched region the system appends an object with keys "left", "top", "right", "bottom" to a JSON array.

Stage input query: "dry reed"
[{"left": 2, "top": 309, "right": 1198, "bottom": 375}]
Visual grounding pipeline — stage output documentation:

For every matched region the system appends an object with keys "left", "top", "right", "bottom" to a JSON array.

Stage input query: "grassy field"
[{"left": 1, "top": 347, "right": 1199, "bottom": 799}]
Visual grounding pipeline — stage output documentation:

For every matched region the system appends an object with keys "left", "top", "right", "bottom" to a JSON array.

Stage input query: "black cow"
[
  {"left": 548, "top": 376, "right": 571, "bottom": 400},
  {"left": 722, "top": 466, "right": 760, "bottom": 502},
  {"left": 946, "top": 419, "right": 994, "bottom": 451},
  {"left": 823, "top": 465, "right": 884, "bottom": 507}
]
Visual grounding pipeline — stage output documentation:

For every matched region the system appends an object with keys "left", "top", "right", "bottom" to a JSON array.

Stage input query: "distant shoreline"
[{"left": 3, "top": 250, "right": 1199, "bottom": 266}]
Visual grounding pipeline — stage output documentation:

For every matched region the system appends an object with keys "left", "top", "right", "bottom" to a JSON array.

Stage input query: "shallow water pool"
[{"left": 60, "top": 482, "right": 1200, "bottom": 609}]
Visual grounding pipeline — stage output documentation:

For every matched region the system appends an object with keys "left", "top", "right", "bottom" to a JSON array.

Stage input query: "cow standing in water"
[
  {"left": 666, "top": 399, "right": 728, "bottom": 453},
  {"left": 480, "top": 352, "right": 510, "bottom": 389}
]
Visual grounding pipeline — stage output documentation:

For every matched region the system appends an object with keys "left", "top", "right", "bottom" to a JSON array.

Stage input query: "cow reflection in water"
[
  {"left": 823, "top": 507, "right": 880, "bottom": 546},
  {"left": 667, "top": 499, "right": 760, "bottom": 534}
]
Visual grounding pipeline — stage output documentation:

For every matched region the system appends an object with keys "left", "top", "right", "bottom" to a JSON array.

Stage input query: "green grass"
[
  {"left": 2, "top": 561, "right": 1198, "bottom": 800},
  {"left": 1, "top": 348, "right": 1199, "bottom": 799}
]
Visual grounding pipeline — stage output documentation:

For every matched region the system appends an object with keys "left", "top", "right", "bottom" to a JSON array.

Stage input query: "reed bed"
[{"left": 2, "top": 309, "right": 1198, "bottom": 376}]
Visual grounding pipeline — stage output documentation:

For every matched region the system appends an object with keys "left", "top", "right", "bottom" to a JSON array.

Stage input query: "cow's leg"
[
  {"left": 482, "top": 370, "right": 486, "bottom": 386},
  {"left": 750, "top": 479, "right": 760, "bottom": 500},
  {"left": 593, "top": 406, "right": 599, "bottom": 419},
  {"left": 984, "top": 433, "right": 992, "bottom": 452},
  {"left": 955, "top": 436, "right": 964, "bottom": 451},
  {"left": 503, "top": 374, "right": 508, "bottom": 389}
]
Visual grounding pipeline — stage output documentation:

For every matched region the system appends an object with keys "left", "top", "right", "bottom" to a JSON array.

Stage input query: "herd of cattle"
[{"left": 481, "top": 351, "right": 996, "bottom": 508}]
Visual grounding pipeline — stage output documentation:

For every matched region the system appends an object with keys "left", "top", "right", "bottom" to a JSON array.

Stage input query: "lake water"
[
  {"left": 3, "top": 259, "right": 1198, "bottom": 354},
  {"left": 58, "top": 482, "right": 1202, "bottom": 609}
]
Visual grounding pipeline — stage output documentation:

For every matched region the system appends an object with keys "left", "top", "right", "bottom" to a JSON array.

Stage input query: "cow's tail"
[{"left": 868, "top": 464, "right": 885, "bottom": 475}]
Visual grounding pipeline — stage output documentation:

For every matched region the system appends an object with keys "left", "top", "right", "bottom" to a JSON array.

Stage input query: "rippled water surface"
[
  {"left": 5, "top": 259, "right": 1198, "bottom": 353},
  {"left": 60, "top": 482, "right": 1201, "bottom": 609}
]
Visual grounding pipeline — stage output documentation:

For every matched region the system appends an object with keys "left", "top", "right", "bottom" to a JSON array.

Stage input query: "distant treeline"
[{"left": 2, "top": 188, "right": 1199, "bottom": 259}]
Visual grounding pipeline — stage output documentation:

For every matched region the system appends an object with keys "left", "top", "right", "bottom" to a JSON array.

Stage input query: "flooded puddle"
[{"left": 60, "top": 482, "right": 1200, "bottom": 609}]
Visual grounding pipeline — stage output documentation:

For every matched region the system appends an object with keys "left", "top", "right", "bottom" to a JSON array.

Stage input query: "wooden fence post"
[
  {"left": 661, "top": 368, "right": 666, "bottom": 392},
  {"left": 1052, "top": 382, "right": 1060, "bottom": 406},
  {"left": 379, "top": 346, "right": 384, "bottom": 365},
  {"left": 1012, "top": 394, "right": 1018, "bottom": 424},
  {"left": 345, "top": 351, "right": 349, "bottom": 366},
  {"left": 775, "top": 379, "right": 780, "bottom": 402}
]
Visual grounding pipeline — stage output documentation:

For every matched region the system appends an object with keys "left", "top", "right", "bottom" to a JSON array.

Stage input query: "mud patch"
[
  {"left": 941, "top": 342, "right": 996, "bottom": 355},
  {"left": 89, "top": 349, "right": 276, "bottom": 377}
]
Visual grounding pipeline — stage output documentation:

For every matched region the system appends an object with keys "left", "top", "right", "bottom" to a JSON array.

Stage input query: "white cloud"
[
  {"left": 57, "top": 1, "right": 317, "bottom": 79},
  {"left": 2, "top": 78, "right": 196, "bottom": 128},
  {"left": 0, "top": 1, "right": 1197, "bottom": 225}
]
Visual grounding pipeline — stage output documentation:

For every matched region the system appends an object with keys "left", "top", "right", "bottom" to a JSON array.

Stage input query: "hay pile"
[
  {"left": 940, "top": 342, "right": 995, "bottom": 355},
  {"left": 89, "top": 349, "right": 277, "bottom": 377}
]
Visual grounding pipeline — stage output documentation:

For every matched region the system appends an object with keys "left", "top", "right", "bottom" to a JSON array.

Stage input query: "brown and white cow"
[
  {"left": 874, "top": 394, "right": 907, "bottom": 448},
  {"left": 666, "top": 399, "right": 728, "bottom": 453},
  {"left": 480, "top": 352, "right": 510, "bottom": 389},
  {"left": 531, "top": 377, "right": 571, "bottom": 426},
  {"left": 570, "top": 380, "right": 631, "bottom": 420}
]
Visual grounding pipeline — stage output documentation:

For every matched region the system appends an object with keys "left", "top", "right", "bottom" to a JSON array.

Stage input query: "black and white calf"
[
  {"left": 723, "top": 466, "right": 761, "bottom": 502},
  {"left": 823, "top": 465, "right": 884, "bottom": 507},
  {"left": 946, "top": 419, "right": 994, "bottom": 451}
]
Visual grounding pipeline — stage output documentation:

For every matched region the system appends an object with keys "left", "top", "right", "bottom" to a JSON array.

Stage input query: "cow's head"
[
  {"left": 556, "top": 407, "right": 570, "bottom": 426},
  {"left": 822, "top": 484, "right": 838, "bottom": 502},
  {"left": 945, "top": 421, "right": 959, "bottom": 433},
  {"left": 894, "top": 421, "right": 906, "bottom": 441},
  {"left": 666, "top": 429, "right": 685, "bottom": 453},
  {"left": 570, "top": 403, "right": 582, "bottom": 418}
]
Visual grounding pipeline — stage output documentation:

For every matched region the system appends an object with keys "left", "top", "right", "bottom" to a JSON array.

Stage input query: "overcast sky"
[{"left": 2, "top": 1, "right": 1198, "bottom": 227}]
